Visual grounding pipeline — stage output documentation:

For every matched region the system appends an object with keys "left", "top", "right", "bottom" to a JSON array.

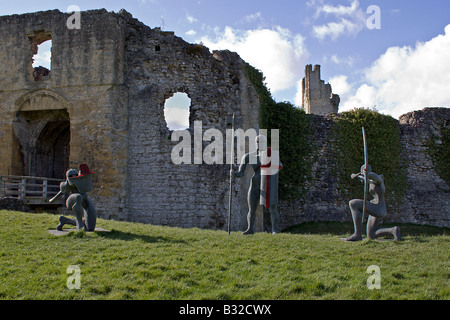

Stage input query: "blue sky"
[{"left": 5, "top": 0, "right": 450, "bottom": 120}]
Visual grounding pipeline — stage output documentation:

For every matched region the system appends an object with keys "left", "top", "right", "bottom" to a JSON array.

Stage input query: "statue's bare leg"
[
  {"left": 83, "top": 197, "right": 96, "bottom": 232},
  {"left": 268, "top": 204, "right": 279, "bottom": 234},
  {"left": 242, "top": 187, "right": 259, "bottom": 235},
  {"left": 56, "top": 215, "right": 76, "bottom": 231},
  {"left": 66, "top": 194, "right": 86, "bottom": 230},
  {"left": 343, "top": 199, "right": 363, "bottom": 241},
  {"left": 367, "top": 215, "right": 401, "bottom": 241}
]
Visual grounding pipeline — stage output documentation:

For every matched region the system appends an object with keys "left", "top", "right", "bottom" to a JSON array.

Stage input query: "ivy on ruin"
[
  {"left": 244, "top": 63, "right": 315, "bottom": 200},
  {"left": 426, "top": 124, "right": 450, "bottom": 190},
  {"left": 332, "top": 108, "right": 409, "bottom": 210}
]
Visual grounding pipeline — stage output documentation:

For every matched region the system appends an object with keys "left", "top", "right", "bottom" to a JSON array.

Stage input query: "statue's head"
[
  {"left": 360, "top": 164, "right": 372, "bottom": 174},
  {"left": 66, "top": 169, "right": 78, "bottom": 185},
  {"left": 255, "top": 134, "right": 267, "bottom": 152}
]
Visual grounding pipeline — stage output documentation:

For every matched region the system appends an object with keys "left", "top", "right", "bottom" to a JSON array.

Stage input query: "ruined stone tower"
[
  {"left": 0, "top": 9, "right": 259, "bottom": 230},
  {"left": 302, "top": 64, "right": 339, "bottom": 115}
]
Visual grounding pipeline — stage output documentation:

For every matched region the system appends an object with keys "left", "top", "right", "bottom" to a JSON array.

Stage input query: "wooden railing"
[{"left": 0, "top": 175, "right": 64, "bottom": 205}]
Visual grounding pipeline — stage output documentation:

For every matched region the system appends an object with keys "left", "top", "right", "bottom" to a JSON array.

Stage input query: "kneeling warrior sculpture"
[
  {"left": 49, "top": 163, "right": 97, "bottom": 231},
  {"left": 343, "top": 128, "right": 401, "bottom": 241},
  {"left": 232, "top": 135, "right": 283, "bottom": 234}
]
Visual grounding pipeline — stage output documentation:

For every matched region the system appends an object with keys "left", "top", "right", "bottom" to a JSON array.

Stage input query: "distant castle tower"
[{"left": 302, "top": 64, "right": 339, "bottom": 115}]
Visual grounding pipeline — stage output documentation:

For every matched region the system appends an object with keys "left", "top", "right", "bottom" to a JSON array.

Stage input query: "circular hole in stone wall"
[{"left": 164, "top": 92, "right": 191, "bottom": 130}]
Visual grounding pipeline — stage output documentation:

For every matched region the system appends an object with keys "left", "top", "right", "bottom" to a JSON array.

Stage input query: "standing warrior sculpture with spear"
[
  {"left": 342, "top": 127, "right": 401, "bottom": 242},
  {"left": 231, "top": 134, "right": 283, "bottom": 235}
]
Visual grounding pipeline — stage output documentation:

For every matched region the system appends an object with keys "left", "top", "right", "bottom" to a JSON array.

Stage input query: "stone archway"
[
  {"left": 35, "top": 119, "right": 70, "bottom": 179},
  {"left": 13, "top": 90, "right": 70, "bottom": 179}
]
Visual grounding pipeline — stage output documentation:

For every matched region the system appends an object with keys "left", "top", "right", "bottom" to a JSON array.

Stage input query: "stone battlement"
[{"left": 302, "top": 64, "right": 340, "bottom": 115}]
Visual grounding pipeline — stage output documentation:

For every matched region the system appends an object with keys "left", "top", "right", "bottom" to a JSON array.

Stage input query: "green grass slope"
[{"left": 0, "top": 210, "right": 448, "bottom": 300}]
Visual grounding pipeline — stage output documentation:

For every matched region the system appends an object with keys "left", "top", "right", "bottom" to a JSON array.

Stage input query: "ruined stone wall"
[
  {"left": 0, "top": 9, "right": 260, "bottom": 230},
  {"left": 121, "top": 12, "right": 259, "bottom": 229},
  {"left": 279, "top": 107, "right": 449, "bottom": 230},
  {"left": 0, "top": 9, "right": 261, "bottom": 230},
  {"left": 0, "top": 10, "right": 128, "bottom": 217},
  {"left": 396, "top": 108, "right": 449, "bottom": 227},
  {"left": 302, "top": 64, "right": 339, "bottom": 116}
]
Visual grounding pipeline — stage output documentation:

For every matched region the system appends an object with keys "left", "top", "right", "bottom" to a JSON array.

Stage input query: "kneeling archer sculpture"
[{"left": 49, "top": 163, "right": 96, "bottom": 232}]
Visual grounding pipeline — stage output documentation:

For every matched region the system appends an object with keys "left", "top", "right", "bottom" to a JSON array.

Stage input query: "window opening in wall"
[
  {"left": 32, "top": 40, "right": 52, "bottom": 81},
  {"left": 28, "top": 30, "right": 52, "bottom": 81},
  {"left": 164, "top": 92, "right": 191, "bottom": 131}
]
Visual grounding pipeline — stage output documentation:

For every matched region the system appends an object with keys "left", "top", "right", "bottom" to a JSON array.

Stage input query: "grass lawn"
[{"left": 0, "top": 210, "right": 448, "bottom": 300}]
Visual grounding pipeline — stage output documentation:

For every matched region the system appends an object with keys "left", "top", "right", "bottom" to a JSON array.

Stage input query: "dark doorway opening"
[
  {"left": 35, "top": 120, "right": 70, "bottom": 179},
  {"left": 14, "top": 109, "right": 70, "bottom": 179}
]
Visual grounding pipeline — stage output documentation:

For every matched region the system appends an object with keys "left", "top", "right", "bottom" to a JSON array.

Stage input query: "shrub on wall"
[{"left": 332, "top": 108, "right": 408, "bottom": 209}]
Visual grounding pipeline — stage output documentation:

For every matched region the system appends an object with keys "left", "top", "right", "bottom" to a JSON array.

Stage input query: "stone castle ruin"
[
  {"left": 302, "top": 64, "right": 340, "bottom": 115},
  {"left": 0, "top": 9, "right": 259, "bottom": 230},
  {"left": 0, "top": 9, "right": 448, "bottom": 230}
]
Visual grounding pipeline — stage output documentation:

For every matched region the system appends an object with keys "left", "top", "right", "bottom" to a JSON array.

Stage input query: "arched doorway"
[
  {"left": 35, "top": 120, "right": 70, "bottom": 179},
  {"left": 14, "top": 110, "right": 70, "bottom": 179},
  {"left": 13, "top": 90, "right": 70, "bottom": 179}
]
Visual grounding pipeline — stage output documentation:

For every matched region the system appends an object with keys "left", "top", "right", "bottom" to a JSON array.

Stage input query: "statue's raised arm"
[{"left": 232, "top": 153, "right": 250, "bottom": 178}]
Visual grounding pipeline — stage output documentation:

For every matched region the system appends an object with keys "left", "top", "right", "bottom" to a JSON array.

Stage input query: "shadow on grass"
[
  {"left": 282, "top": 221, "right": 449, "bottom": 237},
  {"left": 282, "top": 221, "right": 353, "bottom": 236},
  {"left": 96, "top": 229, "right": 187, "bottom": 244}
]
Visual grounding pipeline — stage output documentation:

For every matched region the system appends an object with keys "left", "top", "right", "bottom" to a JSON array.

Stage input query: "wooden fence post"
[
  {"left": 19, "top": 178, "right": 27, "bottom": 199},
  {"left": 0, "top": 177, "right": 4, "bottom": 198},
  {"left": 42, "top": 178, "right": 48, "bottom": 200}
]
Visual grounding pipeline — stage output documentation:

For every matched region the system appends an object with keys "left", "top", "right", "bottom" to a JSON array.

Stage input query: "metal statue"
[
  {"left": 49, "top": 163, "right": 97, "bottom": 231},
  {"left": 231, "top": 135, "right": 283, "bottom": 234},
  {"left": 343, "top": 128, "right": 401, "bottom": 241}
]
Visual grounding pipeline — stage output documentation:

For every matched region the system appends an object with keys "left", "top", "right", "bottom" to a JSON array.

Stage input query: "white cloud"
[
  {"left": 337, "top": 24, "right": 450, "bottom": 118},
  {"left": 139, "top": 0, "right": 159, "bottom": 4},
  {"left": 185, "top": 29, "right": 197, "bottom": 36},
  {"left": 33, "top": 40, "right": 52, "bottom": 69},
  {"left": 329, "top": 54, "right": 355, "bottom": 66},
  {"left": 186, "top": 13, "right": 198, "bottom": 24},
  {"left": 315, "top": 0, "right": 360, "bottom": 17},
  {"left": 243, "top": 12, "right": 262, "bottom": 23},
  {"left": 164, "top": 93, "right": 191, "bottom": 130},
  {"left": 310, "top": 0, "right": 366, "bottom": 40},
  {"left": 165, "top": 108, "right": 190, "bottom": 130},
  {"left": 329, "top": 75, "right": 351, "bottom": 97},
  {"left": 200, "top": 26, "right": 309, "bottom": 93},
  {"left": 33, "top": 51, "right": 51, "bottom": 68},
  {"left": 294, "top": 79, "right": 304, "bottom": 107},
  {"left": 312, "top": 18, "right": 363, "bottom": 40},
  {"left": 342, "top": 83, "right": 377, "bottom": 110}
]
